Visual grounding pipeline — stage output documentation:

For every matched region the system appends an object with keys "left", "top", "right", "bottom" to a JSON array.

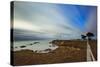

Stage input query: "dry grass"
[
  {"left": 12, "top": 40, "right": 97, "bottom": 66},
  {"left": 89, "top": 40, "right": 97, "bottom": 60}
]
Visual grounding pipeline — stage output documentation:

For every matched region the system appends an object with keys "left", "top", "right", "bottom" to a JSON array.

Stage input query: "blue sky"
[{"left": 13, "top": 1, "right": 97, "bottom": 40}]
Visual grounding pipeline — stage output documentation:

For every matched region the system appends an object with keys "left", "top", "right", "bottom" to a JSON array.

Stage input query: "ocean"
[{"left": 13, "top": 40, "right": 58, "bottom": 53}]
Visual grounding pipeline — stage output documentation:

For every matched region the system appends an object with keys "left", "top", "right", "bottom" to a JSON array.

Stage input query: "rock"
[
  {"left": 34, "top": 50, "right": 37, "bottom": 53},
  {"left": 15, "top": 47, "right": 17, "bottom": 48},
  {"left": 49, "top": 42, "right": 52, "bottom": 44},
  {"left": 49, "top": 45, "right": 52, "bottom": 47},
  {"left": 29, "top": 43, "right": 33, "bottom": 45},
  {"left": 44, "top": 48, "right": 52, "bottom": 52},
  {"left": 34, "top": 42, "right": 40, "bottom": 44},
  {"left": 20, "top": 45, "right": 26, "bottom": 48}
]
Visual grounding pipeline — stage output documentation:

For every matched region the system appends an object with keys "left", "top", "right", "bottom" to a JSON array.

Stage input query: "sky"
[{"left": 12, "top": 1, "right": 97, "bottom": 40}]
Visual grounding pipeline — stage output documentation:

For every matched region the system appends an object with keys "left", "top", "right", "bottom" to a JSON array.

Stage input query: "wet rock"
[
  {"left": 20, "top": 46, "right": 26, "bottom": 48},
  {"left": 29, "top": 43, "right": 33, "bottom": 45},
  {"left": 49, "top": 42, "right": 52, "bottom": 44},
  {"left": 49, "top": 45, "right": 52, "bottom": 47},
  {"left": 15, "top": 47, "right": 17, "bottom": 48},
  {"left": 34, "top": 42, "right": 40, "bottom": 44},
  {"left": 52, "top": 44, "right": 56, "bottom": 47},
  {"left": 34, "top": 50, "right": 37, "bottom": 53},
  {"left": 44, "top": 48, "right": 52, "bottom": 52}
]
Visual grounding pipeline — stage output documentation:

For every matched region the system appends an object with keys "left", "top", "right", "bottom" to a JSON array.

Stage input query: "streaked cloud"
[{"left": 13, "top": 2, "right": 97, "bottom": 40}]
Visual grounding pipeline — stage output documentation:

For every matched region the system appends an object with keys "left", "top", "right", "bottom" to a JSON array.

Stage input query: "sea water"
[{"left": 13, "top": 40, "right": 58, "bottom": 53}]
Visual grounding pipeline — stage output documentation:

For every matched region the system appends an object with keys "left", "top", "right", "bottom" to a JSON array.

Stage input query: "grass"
[
  {"left": 12, "top": 40, "right": 97, "bottom": 66},
  {"left": 89, "top": 40, "right": 97, "bottom": 60}
]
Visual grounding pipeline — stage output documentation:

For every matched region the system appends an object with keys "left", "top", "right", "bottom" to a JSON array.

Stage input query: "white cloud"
[{"left": 14, "top": 2, "right": 82, "bottom": 39}]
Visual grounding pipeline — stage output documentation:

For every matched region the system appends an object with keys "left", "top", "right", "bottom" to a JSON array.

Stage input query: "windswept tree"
[
  {"left": 81, "top": 35, "right": 86, "bottom": 40},
  {"left": 86, "top": 32, "right": 94, "bottom": 40}
]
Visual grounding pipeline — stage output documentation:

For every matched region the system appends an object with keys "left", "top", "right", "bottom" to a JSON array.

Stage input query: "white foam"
[{"left": 13, "top": 40, "right": 59, "bottom": 53}]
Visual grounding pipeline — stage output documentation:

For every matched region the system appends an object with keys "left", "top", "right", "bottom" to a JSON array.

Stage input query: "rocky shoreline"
[{"left": 12, "top": 40, "right": 97, "bottom": 66}]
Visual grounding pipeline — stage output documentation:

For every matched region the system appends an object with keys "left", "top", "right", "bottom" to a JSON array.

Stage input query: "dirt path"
[{"left": 87, "top": 40, "right": 95, "bottom": 61}]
